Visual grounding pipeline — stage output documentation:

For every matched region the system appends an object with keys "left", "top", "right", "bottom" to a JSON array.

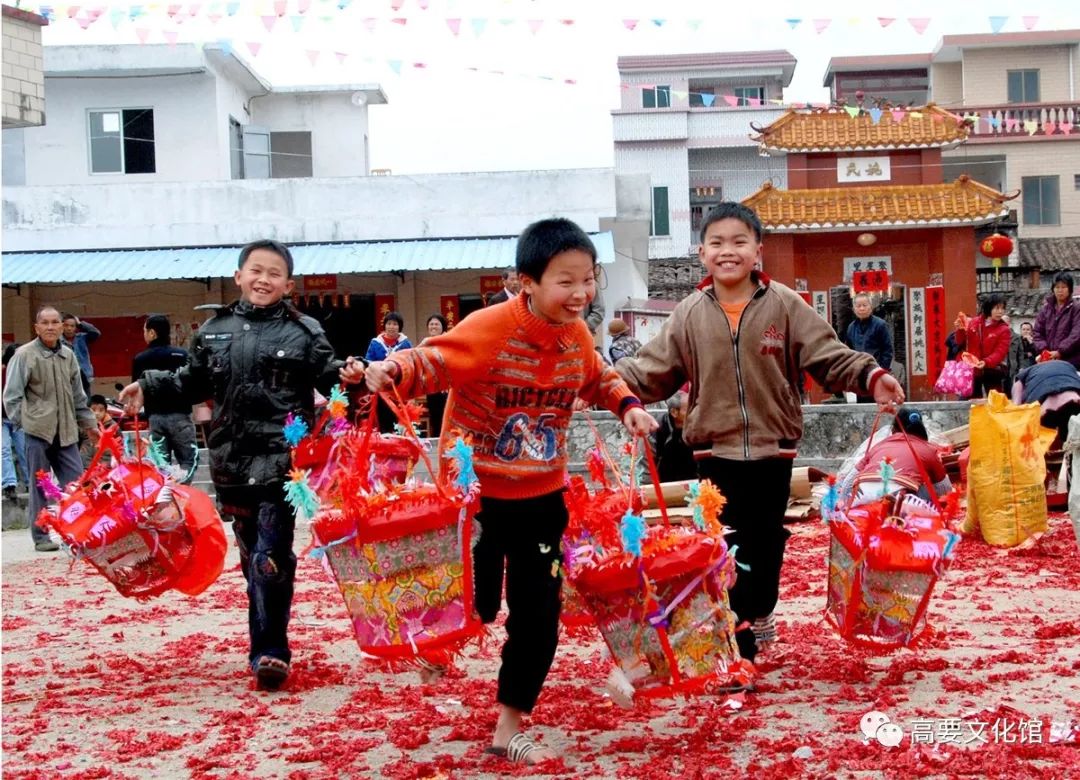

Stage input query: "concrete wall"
[
  {"left": 930, "top": 62, "right": 964, "bottom": 108},
  {"left": 993, "top": 140, "right": 1080, "bottom": 237},
  {"left": 961, "top": 45, "right": 1077, "bottom": 104},
  {"left": 251, "top": 92, "right": 370, "bottom": 178},
  {"left": 1, "top": 11, "right": 46, "bottom": 129},
  {"left": 18, "top": 71, "right": 220, "bottom": 185},
  {"left": 3, "top": 167, "right": 620, "bottom": 250}
]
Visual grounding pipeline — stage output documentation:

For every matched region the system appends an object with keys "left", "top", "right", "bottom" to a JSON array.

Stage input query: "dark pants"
[
  {"left": 697, "top": 457, "right": 794, "bottom": 662},
  {"left": 375, "top": 397, "right": 397, "bottom": 434},
  {"left": 25, "top": 434, "right": 84, "bottom": 544},
  {"left": 149, "top": 412, "right": 197, "bottom": 480},
  {"left": 473, "top": 489, "right": 567, "bottom": 714},
  {"left": 426, "top": 392, "right": 448, "bottom": 438},
  {"left": 974, "top": 368, "right": 1007, "bottom": 398},
  {"left": 224, "top": 487, "right": 297, "bottom": 666}
]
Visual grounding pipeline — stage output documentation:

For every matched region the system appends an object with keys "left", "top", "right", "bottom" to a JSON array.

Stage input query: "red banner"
[
  {"left": 374, "top": 294, "right": 395, "bottom": 331},
  {"left": 303, "top": 273, "right": 338, "bottom": 291},
  {"left": 853, "top": 270, "right": 890, "bottom": 293},
  {"left": 797, "top": 291, "right": 812, "bottom": 305},
  {"left": 925, "top": 286, "right": 946, "bottom": 384},
  {"left": 440, "top": 295, "right": 460, "bottom": 330}
]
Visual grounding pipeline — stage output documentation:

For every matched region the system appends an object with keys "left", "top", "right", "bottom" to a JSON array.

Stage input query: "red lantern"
[{"left": 979, "top": 233, "right": 1013, "bottom": 281}]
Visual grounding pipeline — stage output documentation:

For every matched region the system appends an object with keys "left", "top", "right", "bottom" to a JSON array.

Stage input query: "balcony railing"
[
  {"left": 612, "top": 105, "right": 785, "bottom": 146},
  {"left": 958, "top": 101, "right": 1080, "bottom": 142}
]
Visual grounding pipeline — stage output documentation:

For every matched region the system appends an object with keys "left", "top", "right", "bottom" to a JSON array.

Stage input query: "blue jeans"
[
  {"left": 227, "top": 489, "right": 297, "bottom": 665},
  {"left": 2, "top": 419, "right": 26, "bottom": 488}
]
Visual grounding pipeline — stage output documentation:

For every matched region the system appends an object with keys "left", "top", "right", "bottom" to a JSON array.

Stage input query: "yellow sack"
[{"left": 964, "top": 391, "right": 1056, "bottom": 547}]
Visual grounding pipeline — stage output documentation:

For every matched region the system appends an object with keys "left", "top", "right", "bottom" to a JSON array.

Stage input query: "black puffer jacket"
[{"left": 140, "top": 300, "right": 343, "bottom": 501}]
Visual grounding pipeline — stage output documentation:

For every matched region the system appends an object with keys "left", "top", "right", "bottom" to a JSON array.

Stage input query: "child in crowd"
[
  {"left": 614, "top": 202, "right": 904, "bottom": 676},
  {"left": 85, "top": 394, "right": 119, "bottom": 465},
  {"left": 121, "top": 239, "right": 365, "bottom": 690},
  {"left": 365, "top": 218, "right": 656, "bottom": 765}
]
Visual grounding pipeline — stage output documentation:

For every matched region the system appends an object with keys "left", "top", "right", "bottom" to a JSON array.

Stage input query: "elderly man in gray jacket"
[{"left": 3, "top": 306, "right": 96, "bottom": 551}]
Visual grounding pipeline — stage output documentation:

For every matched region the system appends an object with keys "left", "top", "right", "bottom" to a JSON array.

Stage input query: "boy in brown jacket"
[{"left": 615, "top": 202, "right": 904, "bottom": 682}]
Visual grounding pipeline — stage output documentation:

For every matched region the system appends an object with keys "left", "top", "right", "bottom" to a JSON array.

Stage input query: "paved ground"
[{"left": 3, "top": 510, "right": 1080, "bottom": 779}]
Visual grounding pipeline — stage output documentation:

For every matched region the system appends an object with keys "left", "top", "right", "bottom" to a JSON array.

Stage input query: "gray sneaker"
[{"left": 34, "top": 540, "right": 60, "bottom": 552}]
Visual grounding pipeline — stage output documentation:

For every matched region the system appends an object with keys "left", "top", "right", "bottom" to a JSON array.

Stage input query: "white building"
[
  {"left": 612, "top": 50, "right": 795, "bottom": 299},
  {"left": 2, "top": 43, "right": 649, "bottom": 391}
]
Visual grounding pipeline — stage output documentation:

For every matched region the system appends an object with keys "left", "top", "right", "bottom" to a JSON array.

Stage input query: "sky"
[{"left": 35, "top": 0, "right": 1080, "bottom": 175}]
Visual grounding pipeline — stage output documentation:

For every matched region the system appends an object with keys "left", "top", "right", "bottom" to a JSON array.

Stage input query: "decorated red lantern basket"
[
  {"left": 36, "top": 428, "right": 227, "bottom": 600},
  {"left": 562, "top": 441, "right": 742, "bottom": 703},
  {"left": 823, "top": 425, "right": 961, "bottom": 650},
  {"left": 291, "top": 391, "right": 482, "bottom": 667}
]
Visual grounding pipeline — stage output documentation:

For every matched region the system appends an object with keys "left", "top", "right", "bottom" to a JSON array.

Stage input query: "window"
[
  {"left": 1074, "top": 173, "right": 1080, "bottom": 190},
  {"left": 651, "top": 186, "right": 670, "bottom": 236},
  {"left": 642, "top": 85, "right": 671, "bottom": 109},
  {"left": 270, "top": 131, "right": 313, "bottom": 178},
  {"left": 229, "top": 117, "right": 244, "bottom": 179},
  {"left": 733, "top": 86, "right": 766, "bottom": 106},
  {"left": 88, "top": 108, "right": 155, "bottom": 174},
  {"left": 1007, "top": 70, "right": 1040, "bottom": 103},
  {"left": 1022, "top": 175, "right": 1060, "bottom": 225}
]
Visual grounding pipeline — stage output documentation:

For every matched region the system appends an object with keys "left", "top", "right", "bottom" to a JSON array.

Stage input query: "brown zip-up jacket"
[{"left": 616, "top": 273, "right": 880, "bottom": 461}]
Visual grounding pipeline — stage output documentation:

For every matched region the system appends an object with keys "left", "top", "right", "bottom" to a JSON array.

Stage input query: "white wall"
[
  {"left": 251, "top": 92, "right": 370, "bottom": 178},
  {"left": 2, "top": 167, "right": 620, "bottom": 250},
  {"left": 614, "top": 142, "right": 690, "bottom": 259},
  {"left": 211, "top": 59, "right": 253, "bottom": 181},
  {"left": 18, "top": 71, "right": 220, "bottom": 185}
]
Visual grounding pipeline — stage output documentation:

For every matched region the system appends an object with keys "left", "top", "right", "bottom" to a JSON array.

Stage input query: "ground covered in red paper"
[{"left": 3, "top": 514, "right": 1079, "bottom": 779}]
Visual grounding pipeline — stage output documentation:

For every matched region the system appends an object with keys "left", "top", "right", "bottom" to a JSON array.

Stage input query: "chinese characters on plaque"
[{"left": 837, "top": 156, "right": 891, "bottom": 183}]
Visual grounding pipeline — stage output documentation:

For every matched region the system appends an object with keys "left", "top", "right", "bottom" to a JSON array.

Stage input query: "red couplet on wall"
[
  {"left": 374, "top": 295, "right": 396, "bottom": 330},
  {"left": 925, "top": 286, "right": 946, "bottom": 384},
  {"left": 440, "top": 295, "right": 460, "bottom": 330}
]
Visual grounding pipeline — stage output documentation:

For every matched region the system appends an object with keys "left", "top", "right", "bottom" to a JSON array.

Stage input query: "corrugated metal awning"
[{"left": 1, "top": 233, "right": 615, "bottom": 284}]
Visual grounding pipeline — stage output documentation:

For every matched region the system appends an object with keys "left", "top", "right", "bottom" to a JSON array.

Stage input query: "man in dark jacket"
[
  {"left": 120, "top": 239, "right": 365, "bottom": 690},
  {"left": 132, "top": 314, "right": 197, "bottom": 482},
  {"left": 844, "top": 293, "right": 893, "bottom": 402}
]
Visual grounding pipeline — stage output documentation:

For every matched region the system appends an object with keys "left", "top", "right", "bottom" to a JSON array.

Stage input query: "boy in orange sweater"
[{"left": 363, "top": 218, "right": 657, "bottom": 765}]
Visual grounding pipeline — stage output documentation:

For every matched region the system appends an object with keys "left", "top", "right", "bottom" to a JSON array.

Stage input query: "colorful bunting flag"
[
  {"left": 335, "top": 51, "right": 347, "bottom": 64},
  {"left": 844, "top": 105, "right": 860, "bottom": 118},
  {"left": 306, "top": 49, "right": 319, "bottom": 65},
  {"left": 989, "top": 16, "right": 1008, "bottom": 34},
  {"left": 388, "top": 59, "right": 402, "bottom": 74},
  {"left": 447, "top": 18, "right": 461, "bottom": 35},
  {"left": 1022, "top": 15, "right": 1038, "bottom": 30},
  {"left": 164, "top": 29, "right": 179, "bottom": 46},
  {"left": 909, "top": 17, "right": 930, "bottom": 34},
  {"left": 135, "top": 26, "right": 150, "bottom": 43},
  {"left": 878, "top": 17, "right": 895, "bottom": 27},
  {"left": 470, "top": 18, "right": 486, "bottom": 35},
  {"left": 246, "top": 41, "right": 261, "bottom": 57},
  {"left": 289, "top": 15, "right": 303, "bottom": 31},
  {"left": 701, "top": 94, "right": 715, "bottom": 107},
  {"left": 869, "top": 107, "right": 883, "bottom": 124},
  {"left": 527, "top": 19, "right": 543, "bottom": 34},
  {"left": 261, "top": 14, "right": 276, "bottom": 32},
  {"left": 813, "top": 19, "right": 830, "bottom": 34},
  {"left": 785, "top": 18, "right": 801, "bottom": 29},
  {"left": 622, "top": 19, "right": 638, "bottom": 31}
]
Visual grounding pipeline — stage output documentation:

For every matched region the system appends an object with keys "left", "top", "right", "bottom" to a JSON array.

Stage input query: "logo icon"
[{"left": 861, "top": 711, "right": 904, "bottom": 748}]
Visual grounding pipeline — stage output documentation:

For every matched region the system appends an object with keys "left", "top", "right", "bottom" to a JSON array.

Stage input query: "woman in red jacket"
[{"left": 955, "top": 293, "right": 1011, "bottom": 397}]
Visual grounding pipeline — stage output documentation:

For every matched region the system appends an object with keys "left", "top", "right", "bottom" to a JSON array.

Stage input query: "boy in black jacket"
[{"left": 121, "top": 240, "right": 365, "bottom": 690}]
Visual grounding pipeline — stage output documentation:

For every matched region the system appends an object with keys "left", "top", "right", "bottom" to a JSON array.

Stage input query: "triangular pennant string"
[
  {"left": 813, "top": 18, "right": 831, "bottom": 34},
  {"left": 1022, "top": 15, "right": 1038, "bottom": 30},
  {"left": 909, "top": 17, "right": 931, "bottom": 34},
  {"left": 989, "top": 16, "right": 1008, "bottom": 34},
  {"left": 785, "top": 18, "right": 801, "bottom": 29},
  {"left": 878, "top": 17, "right": 895, "bottom": 27},
  {"left": 446, "top": 17, "right": 461, "bottom": 35}
]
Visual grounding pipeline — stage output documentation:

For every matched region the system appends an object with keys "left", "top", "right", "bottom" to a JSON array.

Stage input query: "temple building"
[{"left": 746, "top": 103, "right": 1014, "bottom": 400}]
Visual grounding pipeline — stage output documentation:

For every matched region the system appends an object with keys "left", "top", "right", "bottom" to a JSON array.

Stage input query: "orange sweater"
[{"left": 388, "top": 294, "right": 640, "bottom": 499}]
